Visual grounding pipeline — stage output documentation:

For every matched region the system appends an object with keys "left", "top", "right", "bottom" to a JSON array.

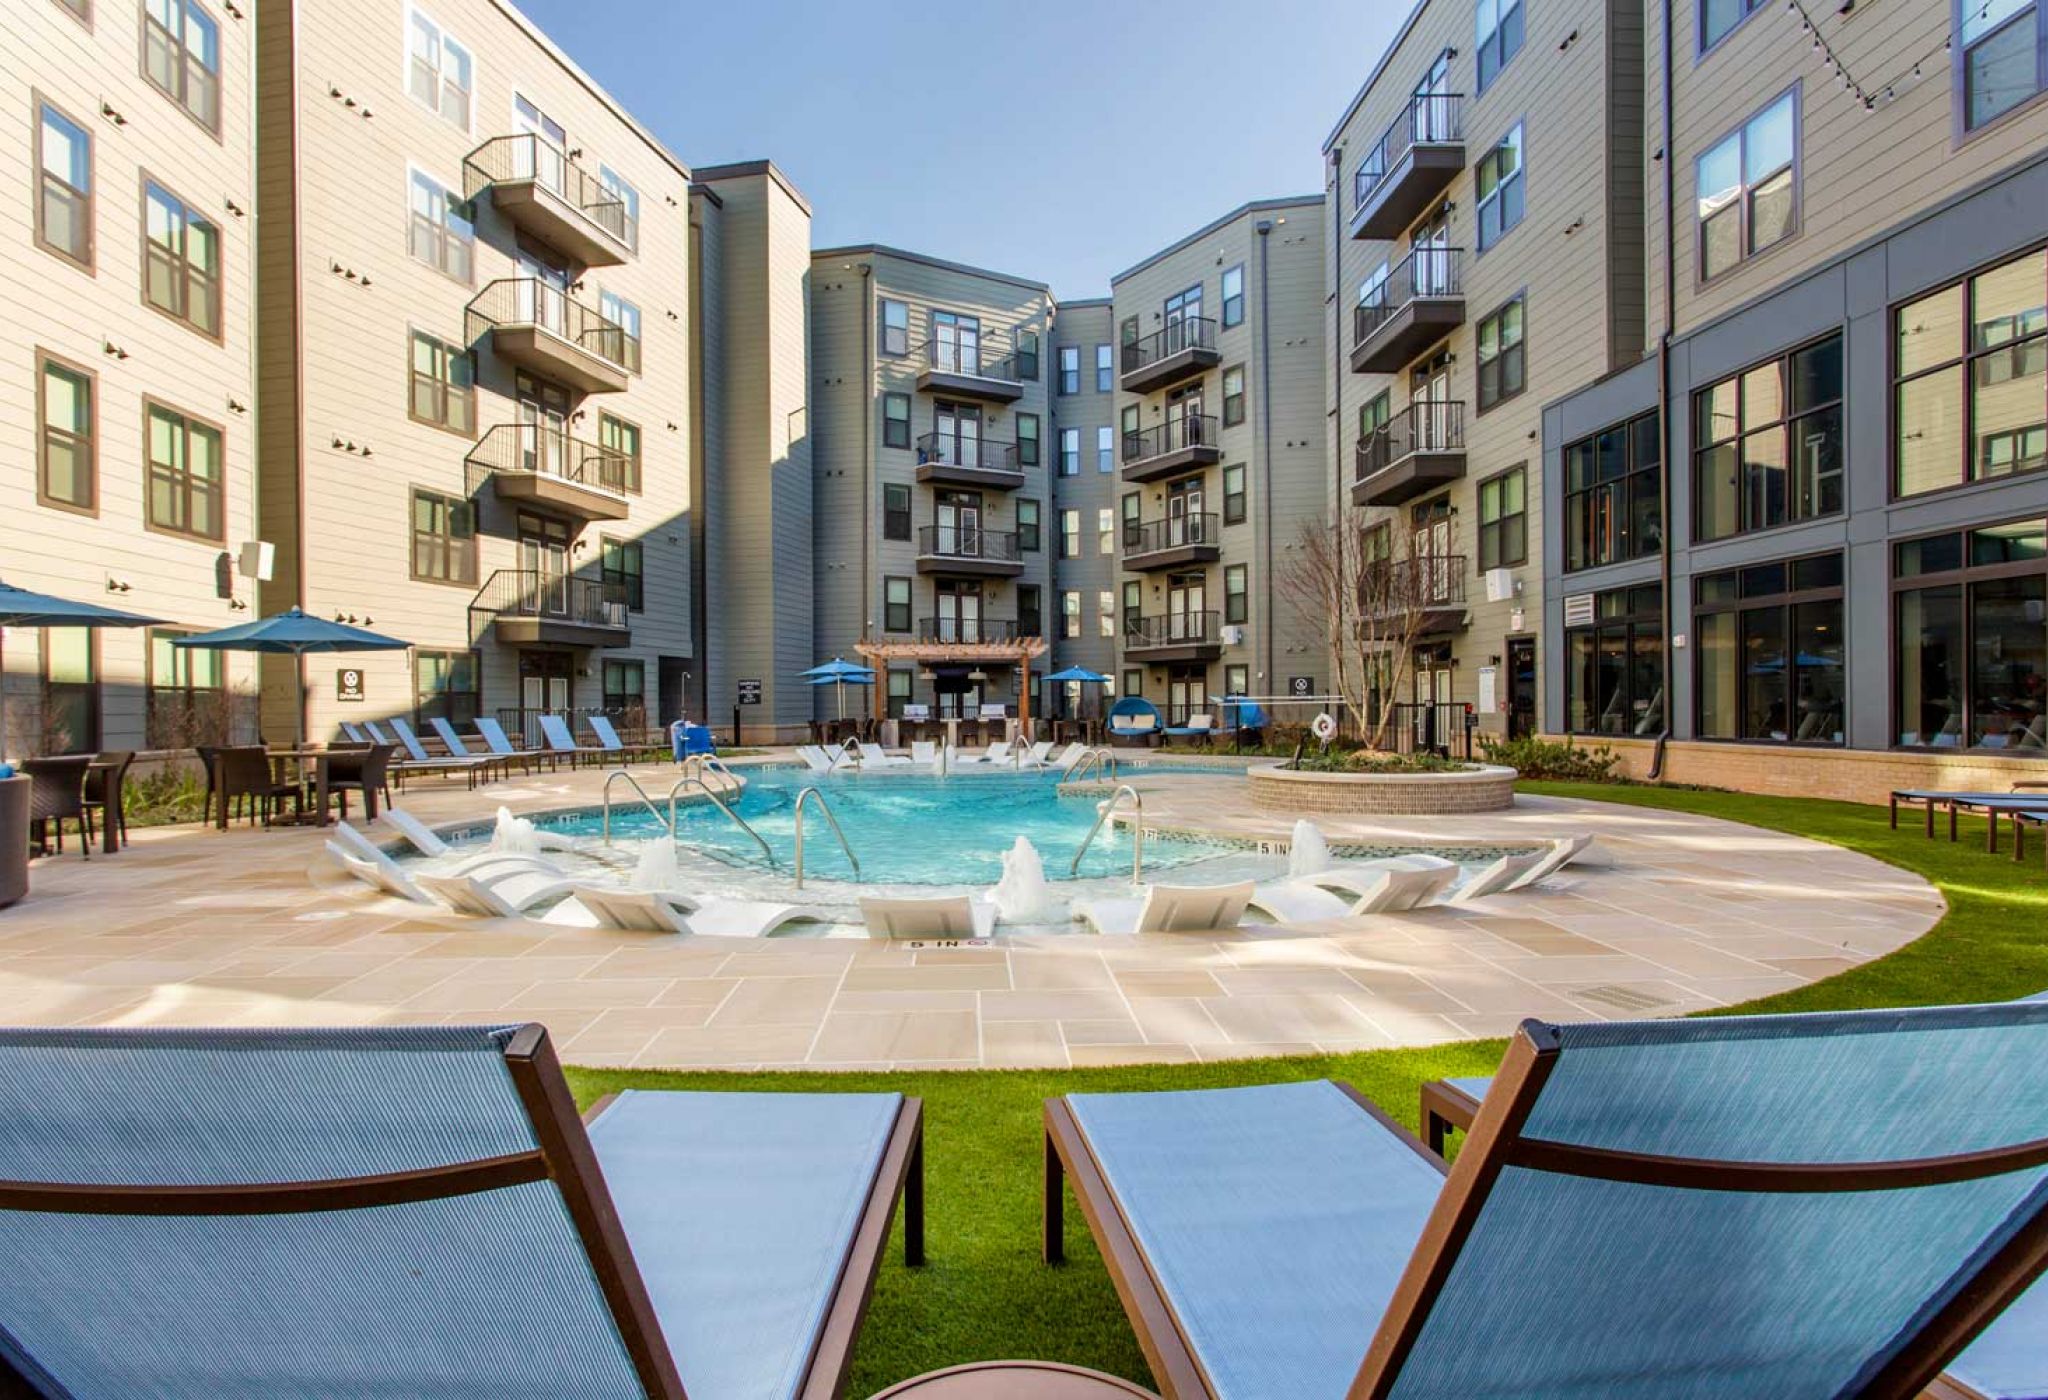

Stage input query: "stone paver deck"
[{"left": 2, "top": 757, "right": 1944, "bottom": 1069}]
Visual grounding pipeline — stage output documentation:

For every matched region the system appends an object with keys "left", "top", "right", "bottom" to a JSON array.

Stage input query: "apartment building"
[
  {"left": 1111, "top": 198, "right": 1329, "bottom": 726},
  {"left": 1044, "top": 298, "right": 1119, "bottom": 721},
  {"left": 1322, "top": 0, "right": 1646, "bottom": 748},
  {"left": 1, "top": 0, "right": 260, "bottom": 757},
  {"left": 254, "top": 0, "right": 695, "bottom": 746},
  {"left": 1539, "top": 0, "right": 2048, "bottom": 798}
]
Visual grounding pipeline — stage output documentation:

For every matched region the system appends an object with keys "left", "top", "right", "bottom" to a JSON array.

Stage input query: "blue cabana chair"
[
  {"left": 1045, "top": 1003, "right": 2048, "bottom": 1399},
  {"left": 1219, "top": 695, "right": 1268, "bottom": 745},
  {"left": 0, "top": 1024, "right": 923, "bottom": 1398},
  {"left": 1106, "top": 695, "right": 1163, "bottom": 748}
]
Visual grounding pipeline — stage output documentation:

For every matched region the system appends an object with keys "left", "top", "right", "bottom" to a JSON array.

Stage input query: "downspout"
[
  {"left": 860, "top": 263, "right": 874, "bottom": 714},
  {"left": 1329, "top": 149, "right": 1347, "bottom": 725},
  {"left": 1650, "top": 0, "right": 1677, "bottom": 780},
  {"left": 1255, "top": 218, "right": 1276, "bottom": 696}
]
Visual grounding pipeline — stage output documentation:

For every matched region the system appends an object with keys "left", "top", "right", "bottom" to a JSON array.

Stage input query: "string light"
[{"left": 1782, "top": 0, "right": 1981, "bottom": 114}]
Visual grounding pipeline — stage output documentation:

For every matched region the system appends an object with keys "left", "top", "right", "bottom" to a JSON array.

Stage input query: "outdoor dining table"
[{"left": 212, "top": 747, "right": 337, "bottom": 831}]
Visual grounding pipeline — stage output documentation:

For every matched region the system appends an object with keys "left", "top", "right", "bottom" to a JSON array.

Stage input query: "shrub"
[
  {"left": 1479, "top": 734, "right": 1621, "bottom": 782},
  {"left": 121, "top": 767, "right": 211, "bottom": 828},
  {"left": 1291, "top": 749, "right": 1467, "bottom": 775}
]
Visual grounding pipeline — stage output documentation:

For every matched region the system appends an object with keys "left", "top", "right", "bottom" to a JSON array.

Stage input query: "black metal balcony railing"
[
  {"left": 1124, "top": 513, "right": 1219, "bottom": 555},
  {"left": 1354, "top": 92, "right": 1464, "bottom": 210},
  {"left": 463, "top": 134, "right": 637, "bottom": 250},
  {"left": 465, "top": 278, "right": 641, "bottom": 374},
  {"left": 1120, "top": 317, "right": 1218, "bottom": 377},
  {"left": 918, "top": 334, "right": 1022, "bottom": 382},
  {"left": 1361, "top": 555, "right": 1468, "bottom": 616},
  {"left": 1124, "top": 413, "right": 1219, "bottom": 463},
  {"left": 469, "top": 569, "right": 628, "bottom": 631},
  {"left": 917, "top": 616, "right": 1021, "bottom": 644},
  {"left": 914, "top": 432, "right": 1021, "bottom": 474},
  {"left": 1355, "top": 247, "right": 1465, "bottom": 344},
  {"left": 464, "top": 424, "right": 635, "bottom": 498},
  {"left": 1357, "top": 401, "right": 1466, "bottom": 481},
  {"left": 1126, "top": 611, "right": 1222, "bottom": 650},
  {"left": 915, "top": 526, "right": 1023, "bottom": 562}
]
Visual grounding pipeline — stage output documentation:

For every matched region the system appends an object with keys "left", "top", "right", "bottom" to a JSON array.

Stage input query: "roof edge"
[
  {"left": 689, "top": 159, "right": 813, "bottom": 216},
  {"left": 810, "top": 243, "right": 1051, "bottom": 294},
  {"left": 1109, "top": 195, "right": 1325, "bottom": 287},
  {"left": 489, "top": 0, "right": 690, "bottom": 181},
  {"left": 1320, "top": 0, "right": 1430, "bottom": 155}
]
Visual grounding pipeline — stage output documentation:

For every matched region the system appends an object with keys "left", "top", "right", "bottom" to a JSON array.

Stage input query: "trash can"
[{"left": 0, "top": 774, "right": 29, "bottom": 908}]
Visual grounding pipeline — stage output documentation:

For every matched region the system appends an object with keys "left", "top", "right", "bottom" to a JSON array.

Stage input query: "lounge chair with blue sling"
[
  {"left": 538, "top": 713, "right": 610, "bottom": 769},
  {"left": 0, "top": 1023, "right": 923, "bottom": 1399},
  {"left": 587, "top": 713, "right": 667, "bottom": 763},
  {"left": 474, "top": 715, "right": 553, "bottom": 774},
  {"left": 386, "top": 717, "right": 494, "bottom": 788},
  {"left": 1044, "top": 1002, "right": 2048, "bottom": 1400}
]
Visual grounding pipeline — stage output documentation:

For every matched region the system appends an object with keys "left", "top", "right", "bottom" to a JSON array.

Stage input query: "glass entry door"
[
  {"left": 1412, "top": 52, "right": 1450, "bottom": 142},
  {"left": 1167, "top": 573, "right": 1206, "bottom": 640},
  {"left": 1411, "top": 497, "right": 1454, "bottom": 602},
  {"left": 936, "top": 581, "right": 981, "bottom": 643},
  {"left": 512, "top": 93, "right": 568, "bottom": 194},
  {"left": 933, "top": 403, "right": 980, "bottom": 468},
  {"left": 515, "top": 248, "right": 570, "bottom": 335},
  {"left": 516, "top": 373, "right": 570, "bottom": 477},
  {"left": 518, "top": 651, "right": 572, "bottom": 743},
  {"left": 518, "top": 512, "right": 570, "bottom": 615},
  {"left": 935, "top": 491, "right": 981, "bottom": 558},
  {"left": 1167, "top": 665, "right": 1206, "bottom": 727},
  {"left": 932, "top": 311, "right": 979, "bottom": 376},
  {"left": 1167, "top": 480, "right": 1204, "bottom": 546}
]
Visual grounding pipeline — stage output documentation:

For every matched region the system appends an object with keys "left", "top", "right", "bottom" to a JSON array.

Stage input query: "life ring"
[{"left": 1311, "top": 712, "right": 1337, "bottom": 741}]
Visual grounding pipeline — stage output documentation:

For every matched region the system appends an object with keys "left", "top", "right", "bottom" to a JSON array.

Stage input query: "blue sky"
[{"left": 509, "top": 0, "right": 1404, "bottom": 297}]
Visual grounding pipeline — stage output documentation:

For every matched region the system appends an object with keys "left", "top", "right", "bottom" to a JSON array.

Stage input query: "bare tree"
[{"left": 1277, "top": 510, "right": 1460, "bottom": 751}]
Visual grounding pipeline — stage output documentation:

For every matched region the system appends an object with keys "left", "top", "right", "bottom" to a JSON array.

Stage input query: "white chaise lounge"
[
  {"left": 560, "top": 886, "right": 811, "bottom": 938},
  {"left": 1072, "top": 881, "right": 1256, "bottom": 935},
  {"left": 413, "top": 854, "right": 573, "bottom": 918},
  {"left": 858, "top": 895, "right": 996, "bottom": 938}
]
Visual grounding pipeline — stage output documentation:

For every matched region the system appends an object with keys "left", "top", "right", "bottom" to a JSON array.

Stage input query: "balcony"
[
  {"left": 1125, "top": 611, "right": 1222, "bottom": 663},
  {"left": 464, "top": 424, "right": 633, "bottom": 523},
  {"left": 463, "top": 134, "right": 636, "bottom": 267},
  {"left": 914, "top": 432, "right": 1025, "bottom": 491},
  {"left": 1363, "top": 556, "right": 1470, "bottom": 635},
  {"left": 915, "top": 616, "right": 1022, "bottom": 644},
  {"left": 1120, "top": 317, "right": 1220, "bottom": 394},
  {"left": 1352, "top": 401, "right": 1467, "bottom": 506},
  {"left": 1350, "top": 93, "right": 1464, "bottom": 240},
  {"left": 914, "top": 525, "right": 1025, "bottom": 578},
  {"left": 466, "top": 279, "right": 639, "bottom": 393},
  {"left": 468, "top": 569, "right": 629, "bottom": 649},
  {"left": 1122, "top": 414, "right": 1221, "bottom": 483},
  {"left": 1351, "top": 248, "right": 1465, "bottom": 374},
  {"left": 914, "top": 335, "right": 1025, "bottom": 404},
  {"left": 1123, "top": 513, "right": 1221, "bottom": 572}
]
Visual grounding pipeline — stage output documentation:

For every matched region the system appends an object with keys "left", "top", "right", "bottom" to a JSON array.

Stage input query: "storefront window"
[
  {"left": 1694, "top": 552, "right": 1844, "bottom": 743},
  {"left": 1893, "top": 518, "right": 2046, "bottom": 751},
  {"left": 1564, "top": 585, "right": 1663, "bottom": 734}
]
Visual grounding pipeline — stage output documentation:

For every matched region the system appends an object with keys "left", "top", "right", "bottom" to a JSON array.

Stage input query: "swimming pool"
[{"left": 534, "top": 764, "right": 1221, "bottom": 885}]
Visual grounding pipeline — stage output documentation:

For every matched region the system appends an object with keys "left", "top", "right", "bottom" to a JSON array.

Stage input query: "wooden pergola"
[{"left": 855, "top": 633, "right": 1051, "bottom": 730}]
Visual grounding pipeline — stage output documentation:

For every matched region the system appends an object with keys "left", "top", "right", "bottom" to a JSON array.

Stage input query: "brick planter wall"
[
  {"left": 1547, "top": 736, "right": 2048, "bottom": 807},
  {"left": 1248, "top": 763, "right": 1517, "bottom": 815}
]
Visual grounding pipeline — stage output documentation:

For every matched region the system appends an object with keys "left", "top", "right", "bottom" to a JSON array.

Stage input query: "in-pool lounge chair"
[
  {"left": 1016, "top": 739, "right": 1056, "bottom": 768},
  {"left": 1440, "top": 847, "right": 1549, "bottom": 905},
  {"left": 1043, "top": 1002, "right": 2048, "bottom": 1400},
  {"left": 475, "top": 716, "right": 554, "bottom": 774},
  {"left": 1504, "top": 833, "right": 1598, "bottom": 890},
  {"left": 538, "top": 713, "right": 610, "bottom": 769},
  {"left": 1072, "top": 881, "right": 1255, "bottom": 935},
  {"left": 324, "top": 835, "right": 432, "bottom": 904},
  {"left": 0, "top": 1024, "right": 923, "bottom": 1399},
  {"left": 587, "top": 713, "right": 667, "bottom": 763},
  {"left": 1300, "top": 858, "right": 1460, "bottom": 912},
  {"left": 376, "top": 805, "right": 449, "bottom": 856},
  {"left": 954, "top": 741, "right": 1014, "bottom": 766},
  {"left": 859, "top": 894, "right": 996, "bottom": 938},
  {"left": 562, "top": 885, "right": 812, "bottom": 938},
  {"left": 909, "top": 740, "right": 941, "bottom": 767},
  {"left": 1243, "top": 881, "right": 1355, "bottom": 926},
  {"left": 414, "top": 853, "right": 573, "bottom": 918},
  {"left": 855, "top": 741, "right": 913, "bottom": 768}
]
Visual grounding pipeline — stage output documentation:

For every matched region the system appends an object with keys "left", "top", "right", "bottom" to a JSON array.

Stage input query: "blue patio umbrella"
[
  {"left": 0, "top": 581, "right": 163, "bottom": 760},
  {"left": 1045, "top": 665, "right": 1110, "bottom": 721},
  {"left": 174, "top": 607, "right": 411, "bottom": 745},
  {"left": 804, "top": 660, "right": 875, "bottom": 719}
]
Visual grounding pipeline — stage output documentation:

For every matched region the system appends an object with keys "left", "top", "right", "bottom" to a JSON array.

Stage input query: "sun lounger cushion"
[{"left": 1245, "top": 882, "right": 1354, "bottom": 926}]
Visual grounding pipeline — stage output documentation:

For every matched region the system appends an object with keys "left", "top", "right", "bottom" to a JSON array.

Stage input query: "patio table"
[{"left": 212, "top": 747, "right": 337, "bottom": 830}]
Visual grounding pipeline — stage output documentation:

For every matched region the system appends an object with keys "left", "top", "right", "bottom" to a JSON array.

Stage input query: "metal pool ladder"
[
  {"left": 1070, "top": 783, "right": 1144, "bottom": 881},
  {"left": 1064, "top": 747, "right": 1119, "bottom": 785},
  {"left": 793, "top": 785, "right": 860, "bottom": 889},
  {"left": 602, "top": 769, "right": 671, "bottom": 840},
  {"left": 667, "top": 774, "right": 774, "bottom": 864}
]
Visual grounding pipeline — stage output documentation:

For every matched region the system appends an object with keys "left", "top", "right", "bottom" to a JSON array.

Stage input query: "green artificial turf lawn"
[{"left": 563, "top": 781, "right": 2048, "bottom": 1394}]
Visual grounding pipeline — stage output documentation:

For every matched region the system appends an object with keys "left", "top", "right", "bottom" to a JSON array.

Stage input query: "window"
[
  {"left": 38, "top": 353, "right": 95, "bottom": 513},
  {"left": 1062, "top": 591, "right": 1082, "bottom": 639},
  {"left": 1475, "top": 124, "right": 1525, "bottom": 251},
  {"left": 145, "top": 401, "right": 223, "bottom": 541},
  {"left": 410, "top": 488, "right": 475, "bottom": 584},
  {"left": 147, "top": 628, "right": 226, "bottom": 747},
  {"left": 143, "top": 0, "right": 221, "bottom": 132},
  {"left": 1895, "top": 249, "right": 2047, "bottom": 497},
  {"left": 408, "top": 169, "right": 473, "bottom": 283},
  {"left": 1563, "top": 585, "right": 1664, "bottom": 735},
  {"left": 1694, "top": 333, "right": 1843, "bottom": 540},
  {"left": 1695, "top": 553, "right": 1844, "bottom": 744},
  {"left": 1122, "top": 667, "right": 1143, "bottom": 699},
  {"left": 1017, "top": 498, "right": 1041, "bottom": 552},
  {"left": 1222, "top": 365, "right": 1247, "bottom": 427},
  {"left": 408, "top": 330, "right": 475, "bottom": 434},
  {"left": 1476, "top": 0, "right": 1525, "bottom": 90},
  {"left": 1060, "top": 509, "right": 1080, "bottom": 560},
  {"left": 407, "top": 7, "right": 473, "bottom": 129},
  {"left": 884, "top": 669, "right": 912, "bottom": 719},
  {"left": 1123, "top": 582, "right": 1143, "bottom": 637},
  {"left": 1059, "top": 427, "right": 1080, "bottom": 476},
  {"left": 598, "top": 413, "right": 641, "bottom": 493},
  {"left": 1696, "top": 91, "right": 1796, "bottom": 282},
  {"left": 41, "top": 628, "right": 98, "bottom": 755},
  {"left": 1098, "top": 508, "right": 1115, "bottom": 556},
  {"left": 596, "top": 166, "right": 640, "bottom": 250},
  {"left": 1222, "top": 463, "right": 1246, "bottom": 524},
  {"left": 1478, "top": 466, "right": 1527, "bottom": 569},
  {"left": 1097, "top": 426, "right": 1114, "bottom": 474},
  {"left": 882, "top": 392, "right": 911, "bottom": 449},
  {"left": 1002, "top": 414, "right": 1033, "bottom": 470},
  {"left": 1221, "top": 264, "right": 1245, "bottom": 327},
  {"left": 1701, "top": 0, "right": 1764, "bottom": 50},
  {"left": 1098, "top": 590, "right": 1116, "bottom": 638},
  {"left": 1224, "top": 564, "right": 1248, "bottom": 625},
  {"left": 1476, "top": 296, "right": 1526, "bottom": 410},
  {"left": 601, "top": 537, "right": 643, "bottom": 610},
  {"left": 1120, "top": 316, "right": 1139, "bottom": 349},
  {"left": 1564, "top": 411, "right": 1661, "bottom": 571},
  {"left": 1961, "top": 0, "right": 2045, "bottom": 129},
  {"left": 1893, "top": 520, "right": 2046, "bottom": 751},
  {"left": 601, "top": 659, "right": 645, "bottom": 718},
  {"left": 1120, "top": 404, "right": 1139, "bottom": 449},
  {"left": 881, "top": 299, "right": 908, "bottom": 357},
  {"left": 1016, "top": 329, "right": 1040, "bottom": 380},
  {"left": 600, "top": 290, "right": 641, "bottom": 360},
  {"left": 142, "top": 181, "right": 219, "bottom": 338},
  {"left": 884, "top": 576, "right": 911, "bottom": 633},
  {"left": 414, "top": 649, "right": 478, "bottom": 727},
  {"left": 35, "top": 101, "right": 92, "bottom": 270},
  {"left": 1018, "top": 584, "right": 1042, "bottom": 637},
  {"left": 1119, "top": 492, "right": 1142, "bottom": 549},
  {"left": 884, "top": 483, "right": 912, "bottom": 541},
  {"left": 1058, "top": 345, "right": 1080, "bottom": 395},
  {"left": 55, "top": 0, "right": 90, "bottom": 23},
  {"left": 1096, "top": 344, "right": 1113, "bottom": 393}
]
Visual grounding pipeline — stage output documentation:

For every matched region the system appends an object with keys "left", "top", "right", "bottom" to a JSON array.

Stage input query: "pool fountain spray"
[
  {"left": 991, "top": 836, "right": 1055, "bottom": 923},
  {"left": 1288, "top": 819, "right": 1332, "bottom": 878},
  {"left": 632, "top": 836, "right": 681, "bottom": 891},
  {"left": 492, "top": 807, "right": 541, "bottom": 855}
]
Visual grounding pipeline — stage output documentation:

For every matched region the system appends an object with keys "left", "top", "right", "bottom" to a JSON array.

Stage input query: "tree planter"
[
  {"left": 1248, "top": 762, "right": 1516, "bottom": 816},
  {"left": 0, "top": 776, "right": 28, "bottom": 907}
]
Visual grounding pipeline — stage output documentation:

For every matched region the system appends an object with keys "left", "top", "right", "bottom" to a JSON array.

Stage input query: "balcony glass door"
[
  {"left": 937, "top": 581, "right": 981, "bottom": 643},
  {"left": 1410, "top": 210, "right": 1452, "bottom": 296},
  {"left": 1167, "top": 481, "right": 1204, "bottom": 546},
  {"left": 1168, "top": 666, "right": 1206, "bottom": 727},
  {"left": 518, "top": 512, "right": 570, "bottom": 616},
  {"left": 512, "top": 93, "right": 568, "bottom": 197},
  {"left": 1163, "top": 285, "right": 1203, "bottom": 354},
  {"left": 516, "top": 373, "right": 570, "bottom": 479},
  {"left": 934, "top": 403, "right": 980, "bottom": 468},
  {"left": 1169, "top": 383, "right": 1206, "bottom": 447},
  {"left": 1167, "top": 573, "right": 1206, "bottom": 640},
  {"left": 516, "top": 249, "right": 569, "bottom": 336},
  {"left": 1412, "top": 52, "right": 1450, "bottom": 142},
  {"left": 933, "top": 311, "right": 979, "bottom": 376},
  {"left": 1412, "top": 498, "right": 1454, "bottom": 603},
  {"left": 1411, "top": 350, "right": 1452, "bottom": 452},
  {"left": 935, "top": 491, "right": 981, "bottom": 558},
  {"left": 518, "top": 651, "right": 571, "bottom": 742}
]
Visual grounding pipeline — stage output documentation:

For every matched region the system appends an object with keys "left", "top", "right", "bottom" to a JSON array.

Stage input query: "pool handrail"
[
  {"left": 601, "top": 768, "right": 671, "bottom": 841},
  {"left": 667, "top": 774, "right": 774, "bottom": 865},
  {"left": 1064, "top": 748, "right": 1119, "bottom": 785},
  {"left": 793, "top": 786, "right": 861, "bottom": 889},
  {"left": 1070, "top": 782, "right": 1144, "bottom": 881}
]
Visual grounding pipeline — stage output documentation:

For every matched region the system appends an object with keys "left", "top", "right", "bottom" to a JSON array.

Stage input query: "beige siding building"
[
  {"left": 1, "top": 0, "right": 260, "bottom": 758},
  {"left": 1044, "top": 297, "right": 1118, "bottom": 710}
]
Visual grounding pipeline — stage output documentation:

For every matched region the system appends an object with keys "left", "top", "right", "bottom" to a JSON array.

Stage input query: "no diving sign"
[
  {"left": 1288, "top": 676, "right": 1316, "bottom": 698},
  {"left": 336, "top": 667, "right": 366, "bottom": 703}
]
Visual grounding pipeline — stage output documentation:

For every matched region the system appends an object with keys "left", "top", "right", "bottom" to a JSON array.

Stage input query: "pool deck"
[{"left": 2, "top": 755, "right": 1944, "bottom": 1070}]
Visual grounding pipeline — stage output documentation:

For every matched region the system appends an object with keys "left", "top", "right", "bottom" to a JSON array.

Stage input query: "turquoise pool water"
[{"left": 538, "top": 764, "right": 1223, "bottom": 885}]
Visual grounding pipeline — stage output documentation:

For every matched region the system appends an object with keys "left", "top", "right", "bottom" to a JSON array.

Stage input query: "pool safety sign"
[
  {"left": 336, "top": 667, "right": 365, "bottom": 703},
  {"left": 737, "top": 679, "right": 763, "bottom": 705},
  {"left": 1288, "top": 676, "right": 1316, "bottom": 697}
]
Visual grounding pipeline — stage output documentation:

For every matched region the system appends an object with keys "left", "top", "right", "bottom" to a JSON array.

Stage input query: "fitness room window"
[
  {"left": 1563, "top": 584, "right": 1663, "bottom": 736},
  {"left": 1694, "top": 552, "right": 1844, "bottom": 745},
  {"left": 1893, "top": 518, "right": 2046, "bottom": 753}
]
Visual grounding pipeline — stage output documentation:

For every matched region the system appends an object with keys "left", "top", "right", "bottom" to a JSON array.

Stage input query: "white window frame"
[
  {"left": 1694, "top": 89, "right": 1798, "bottom": 284},
  {"left": 597, "top": 164, "right": 641, "bottom": 251},
  {"left": 1475, "top": 0, "right": 1525, "bottom": 92},
  {"left": 406, "top": 163, "right": 473, "bottom": 284},
  {"left": 1096, "top": 425, "right": 1114, "bottom": 473},
  {"left": 1475, "top": 123, "right": 1525, "bottom": 252},
  {"left": 405, "top": 5, "right": 474, "bottom": 133}
]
